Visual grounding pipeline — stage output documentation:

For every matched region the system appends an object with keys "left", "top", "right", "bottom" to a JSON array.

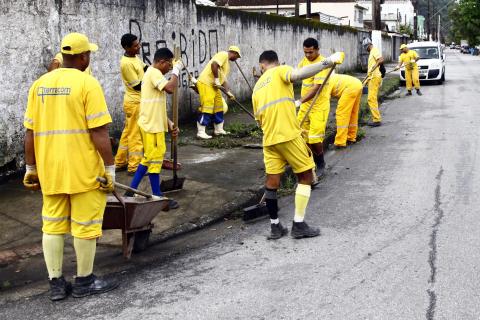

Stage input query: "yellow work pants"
[
  {"left": 367, "top": 76, "right": 382, "bottom": 123},
  {"left": 197, "top": 82, "right": 223, "bottom": 114},
  {"left": 139, "top": 129, "right": 166, "bottom": 174},
  {"left": 297, "top": 93, "right": 331, "bottom": 144},
  {"left": 42, "top": 189, "right": 107, "bottom": 239},
  {"left": 334, "top": 85, "right": 362, "bottom": 146},
  {"left": 405, "top": 67, "right": 420, "bottom": 91},
  {"left": 114, "top": 101, "right": 143, "bottom": 173}
]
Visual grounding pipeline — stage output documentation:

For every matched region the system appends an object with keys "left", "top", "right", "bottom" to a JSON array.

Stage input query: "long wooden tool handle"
[
  {"left": 96, "top": 177, "right": 153, "bottom": 199},
  {"left": 218, "top": 86, "right": 256, "bottom": 120},
  {"left": 173, "top": 46, "right": 180, "bottom": 180},
  {"left": 235, "top": 60, "right": 254, "bottom": 94},
  {"left": 362, "top": 62, "right": 380, "bottom": 85},
  {"left": 299, "top": 64, "right": 337, "bottom": 127}
]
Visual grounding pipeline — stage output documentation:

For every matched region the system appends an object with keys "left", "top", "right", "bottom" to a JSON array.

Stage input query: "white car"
[{"left": 399, "top": 41, "right": 446, "bottom": 84}]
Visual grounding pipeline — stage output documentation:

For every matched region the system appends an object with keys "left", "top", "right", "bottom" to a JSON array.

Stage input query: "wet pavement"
[{"left": 3, "top": 50, "right": 480, "bottom": 319}]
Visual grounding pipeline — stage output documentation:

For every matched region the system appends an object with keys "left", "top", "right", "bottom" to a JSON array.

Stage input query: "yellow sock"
[
  {"left": 73, "top": 238, "right": 97, "bottom": 277},
  {"left": 42, "top": 233, "right": 64, "bottom": 279},
  {"left": 294, "top": 184, "right": 311, "bottom": 222}
]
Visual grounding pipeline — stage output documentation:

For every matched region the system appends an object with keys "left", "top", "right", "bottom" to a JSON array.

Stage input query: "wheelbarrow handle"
[{"left": 96, "top": 177, "right": 152, "bottom": 199}]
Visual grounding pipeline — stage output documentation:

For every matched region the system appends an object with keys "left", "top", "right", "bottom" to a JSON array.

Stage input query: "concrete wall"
[{"left": 0, "top": 0, "right": 400, "bottom": 177}]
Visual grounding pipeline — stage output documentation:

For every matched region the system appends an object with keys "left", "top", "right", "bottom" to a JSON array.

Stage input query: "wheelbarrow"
[{"left": 97, "top": 178, "right": 169, "bottom": 259}]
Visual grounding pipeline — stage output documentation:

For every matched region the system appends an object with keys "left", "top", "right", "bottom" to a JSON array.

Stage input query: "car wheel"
[{"left": 437, "top": 71, "right": 445, "bottom": 85}]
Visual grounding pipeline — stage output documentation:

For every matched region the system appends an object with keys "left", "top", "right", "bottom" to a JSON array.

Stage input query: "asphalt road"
[{"left": 3, "top": 50, "right": 480, "bottom": 320}]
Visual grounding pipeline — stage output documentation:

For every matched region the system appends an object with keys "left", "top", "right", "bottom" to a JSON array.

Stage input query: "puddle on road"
[{"left": 182, "top": 151, "right": 229, "bottom": 164}]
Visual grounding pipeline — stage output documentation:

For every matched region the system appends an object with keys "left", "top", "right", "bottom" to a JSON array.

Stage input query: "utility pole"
[
  {"left": 295, "top": 0, "right": 299, "bottom": 17},
  {"left": 372, "top": 0, "right": 381, "bottom": 30},
  {"left": 306, "top": 0, "right": 311, "bottom": 19},
  {"left": 437, "top": 15, "right": 441, "bottom": 43},
  {"left": 427, "top": 0, "right": 431, "bottom": 40},
  {"left": 413, "top": 0, "right": 418, "bottom": 40}
]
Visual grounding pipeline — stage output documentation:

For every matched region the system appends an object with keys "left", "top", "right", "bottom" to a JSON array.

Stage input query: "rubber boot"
[
  {"left": 416, "top": 89, "right": 423, "bottom": 96},
  {"left": 214, "top": 122, "right": 229, "bottom": 135},
  {"left": 196, "top": 122, "right": 212, "bottom": 140}
]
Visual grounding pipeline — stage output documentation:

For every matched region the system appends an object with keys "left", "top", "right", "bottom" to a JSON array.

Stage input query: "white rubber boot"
[
  {"left": 196, "top": 122, "right": 212, "bottom": 139},
  {"left": 214, "top": 122, "right": 229, "bottom": 135}
]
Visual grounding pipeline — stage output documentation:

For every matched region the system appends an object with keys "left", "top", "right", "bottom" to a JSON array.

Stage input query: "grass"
[{"left": 278, "top": 168, "right": 298, "bottom": 196}]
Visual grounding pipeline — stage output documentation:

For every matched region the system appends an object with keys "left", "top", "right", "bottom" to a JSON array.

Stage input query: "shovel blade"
[
  {"left": 160, "top": 177, "right": 186, "bottom": 192},
  {"left": 243, "top": 203, "right": 269, "bottom": 221}
]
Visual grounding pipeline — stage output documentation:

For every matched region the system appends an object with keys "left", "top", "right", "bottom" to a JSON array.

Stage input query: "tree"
[
  {"left": 449, "top": 0, "right": 480, "bottom": 46},
  {"left": 399, "top": 24, "right": 414, "bottom": 38}
]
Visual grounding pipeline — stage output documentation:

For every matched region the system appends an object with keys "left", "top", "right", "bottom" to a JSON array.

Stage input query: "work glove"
[
  {"left": 226, "top": 91, "right": 235, "bottom": 100},
  {"left": 99, "top": 165, "right": 115, "bottom": 193},
  {"left": 23, "top": 164, "right": 40, "bottom": 191},
  {"left": 295, "top": 100, "right": 302, "bottom": 108},
  {"left": 394, "top": 66, "right": 400, "bottom": 71},
  {"left": 172, "top": 59, "right": 183, "bottom": 77},
  {"left": 328, "top": 52, "right": 345, "bottom": 65},
  {"left": 213, "top": 78, "right": 222, "bottom": 89},
  {"left": 189, "top": 75, "right": 198, "bottom": 85}
]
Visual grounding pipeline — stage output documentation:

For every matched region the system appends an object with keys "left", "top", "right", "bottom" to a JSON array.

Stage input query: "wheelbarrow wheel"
[{"left": 133, "top": 230, "right": 151, "bottom": 253}]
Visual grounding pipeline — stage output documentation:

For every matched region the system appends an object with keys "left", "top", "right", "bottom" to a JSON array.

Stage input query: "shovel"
[
  {"left": 161, "top": 46, "right": 185, "bottom": 192},
  {"left": 243, "top": 193, "right": 269, "bottom": 221}
]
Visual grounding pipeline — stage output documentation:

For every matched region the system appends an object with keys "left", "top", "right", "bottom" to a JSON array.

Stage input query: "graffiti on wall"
[{"left": 129, "top": 19, "right": 219, "bottom": 89}]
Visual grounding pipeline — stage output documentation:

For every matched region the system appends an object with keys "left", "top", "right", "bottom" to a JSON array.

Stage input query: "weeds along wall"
[{"left": 0, "top": 0, "right": 397, "bottom": 176}]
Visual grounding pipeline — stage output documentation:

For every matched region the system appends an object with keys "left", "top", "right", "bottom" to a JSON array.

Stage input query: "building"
[
  {"left": 359, "top": 0, "right": 415, "bottom": 32},
  {"left": 216, "top": 0, "right": 366, "bottom": 28},
  {"left": 298, "top": 1, "right": 367, "bottom": 28},
  {"left": 216, "top": 0, "right": 296, "bottom": 16}
]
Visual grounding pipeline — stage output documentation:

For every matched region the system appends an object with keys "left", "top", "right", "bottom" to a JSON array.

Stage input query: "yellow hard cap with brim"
[
  {"left": 400, "top": 44, "right": 408, "bottom": 50},
  {"left": 228, "top": 45, "right": 241, "bottom": 58},
  {"left": 61, "top": 33, "right": 98, "bottom": 55}
]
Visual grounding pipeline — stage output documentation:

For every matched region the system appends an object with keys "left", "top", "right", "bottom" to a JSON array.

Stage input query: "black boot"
[
  {"left": 48, "top": 276, "right": 72, "bottom": 301},
  {"left": 267, "top": 222, "right": 288, "bottom": 240},
  {"left": 406, "top": 90, "right": 412, "bottom": 96},
  {"left": 291, "top": 221, "right": 321, "bottom": 239},
  {"left": 367, "top": 121, "right": 382, "bottom": 127},
  {"left": 313, "top": 154, "right": 326, "bottom": 180},
  {"left": 72, "top": 274, "right": 119, "bottom": 298},
  {"left": 416, "top": 89, "right": 422, "bottom": 96}
]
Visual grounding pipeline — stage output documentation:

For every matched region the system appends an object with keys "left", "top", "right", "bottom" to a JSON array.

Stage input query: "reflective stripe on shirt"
[
  {"left": 35, "top": 129, "right": 89, "bottom": 137},
  {"left": 86, "top": 111, "right": 109, "bottom": 121},
  {"left": 255, "top": 97, "right": 295, "bottom": 116}
]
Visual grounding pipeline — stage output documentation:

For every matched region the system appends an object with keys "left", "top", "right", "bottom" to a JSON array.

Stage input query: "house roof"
[{"left": 216, "top": 0, "right": 358, "bottom": 6}]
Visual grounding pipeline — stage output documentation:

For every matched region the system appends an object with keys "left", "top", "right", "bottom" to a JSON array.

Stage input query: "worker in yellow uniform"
[
  {"left": 48, "top": 52, "right": 93, "bottom": 75},
  {"left": 328, "top": 74, "right": 363, "bottom": 148},
  {"left": 362, "top": 37, "right": 384, "bottom": 127},
  {"left": 114, "top": 33, "right": 147, "bottom": 175},
  {"left": 23, "top": 33, "right": 118, "bottom": 301},
  {"left": 127, "top": 48, "right": 181, "bottom": 210},
  {"left": 252, "top": 49, "right": 344, "bottom": 240},
  {"left": 195, "top": 46, "right": 241, "bottom": 139},
  {"left": 295, "top": 38, "right": 333, "bottom": 178},
  {"left": 395, "top": 44, "right": 422, "bottom": 96}
]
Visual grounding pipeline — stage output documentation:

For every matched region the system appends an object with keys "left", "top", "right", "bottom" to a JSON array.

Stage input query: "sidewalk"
[{"left": 0, "top": 69, "right": 400, "bottom": 298}]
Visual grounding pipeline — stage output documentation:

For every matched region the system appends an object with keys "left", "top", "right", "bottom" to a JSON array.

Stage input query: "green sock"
[
  {"left": 42, "top": 233, "right": 64, "bottom": 279},
  {"left": 73, "top": 238, "right": 97, "bottom": 277}
]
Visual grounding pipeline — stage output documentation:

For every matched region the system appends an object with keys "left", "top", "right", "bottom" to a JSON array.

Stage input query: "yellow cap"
[
  {"left": 61, "top": 33, "right": 98, "bottom": 55},
  {"left": 400, "top": 44, "right": 408, "bottom": 50},
  {"left": 228, "top": 45, "right": 241, "bottom": 58}
]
